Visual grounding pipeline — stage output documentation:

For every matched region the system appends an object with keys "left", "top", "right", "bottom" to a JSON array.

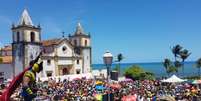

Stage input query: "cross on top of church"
[{"left": 62, "top": 31, "right": 65, "bottom": 38}]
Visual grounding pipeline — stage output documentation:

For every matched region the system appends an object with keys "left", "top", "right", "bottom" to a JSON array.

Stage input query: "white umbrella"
[{"left": 161, "top": 75, "right": 186, "bottom": 83}]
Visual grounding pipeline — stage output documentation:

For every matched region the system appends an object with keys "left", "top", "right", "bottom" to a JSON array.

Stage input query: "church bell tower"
[
  {"left": 69, "top": 22, "right": 91, "bottom": 73},
  {"left": 12, "top": 9, "right": 42, "bottom": 76}
]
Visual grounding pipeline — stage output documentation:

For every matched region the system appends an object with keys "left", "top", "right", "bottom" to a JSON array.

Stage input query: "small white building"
[{"left": 9, "top": 9, "right": 92, "bottom": 78}]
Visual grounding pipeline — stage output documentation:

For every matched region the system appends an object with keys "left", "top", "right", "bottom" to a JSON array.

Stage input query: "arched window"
[
  {"left": 85, "top": 40, "right": 88, "bottom": 46},
  {"left": 77, "top": 60, "right": 80, "bottom": 64},
  {"left": 30, "top": 32, "right": 35, "bottom": 42},
  {"left": 17, "top": 32, "right": 20, "bottom": 42},
  {"left": 74, "top": 40, "right": 77, "bottom": 46}
]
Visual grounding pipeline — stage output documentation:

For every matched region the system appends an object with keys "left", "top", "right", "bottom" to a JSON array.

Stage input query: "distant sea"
[{"left": 92, "top": 61, "right": 198, "bottom": 78}]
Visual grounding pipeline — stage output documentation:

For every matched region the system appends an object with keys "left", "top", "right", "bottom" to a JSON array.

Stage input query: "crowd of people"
[{"left": 6, "top": 77, "right": 201, "bottom": 101}]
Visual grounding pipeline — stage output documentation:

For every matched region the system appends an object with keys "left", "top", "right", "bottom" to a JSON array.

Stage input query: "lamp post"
[{"left": 103, "top": 51, "right": 113, "bottom": 101}]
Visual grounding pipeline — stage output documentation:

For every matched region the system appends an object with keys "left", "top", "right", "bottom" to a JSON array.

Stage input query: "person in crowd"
[{"left": 21, "top": 53, "right": 43, "bottom": 101}]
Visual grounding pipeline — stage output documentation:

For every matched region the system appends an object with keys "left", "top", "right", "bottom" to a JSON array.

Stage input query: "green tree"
[
  {"left": 116, "top": 53, "right": 124, "bottom": 76},
  {"left": 163, "top": 58, "right": 172, "bottom": 76},
  {"left": 113, "top": 64, "right": 120, "bottom": 71},
  {"left": 196, "top": 58, "right": 201, "bottom": 78},
  {"left": 171, "top": 44, "right": 182, "bottom": 61},
  {"left": 168, "top": 65, "right": 178, "bottom": 74},
  {"left": 163, "top": 59, "right": 179, "bottom": 76},
  {"left": 124, "top": 65, "right": 155, "bottom": 80},
  {"left": 174, "top": 60, "right": 182, "bottom": 75},
  {"left": 179, "top": 49, "right": 191, "bottom": 75}
]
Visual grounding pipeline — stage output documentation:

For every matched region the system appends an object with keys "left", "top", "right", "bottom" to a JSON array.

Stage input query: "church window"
[
  {"left": 46, "top": 71, "right": 52, "bottom": 77},
  {"left": 76, "top": 69, "right": 80, "bottom": 74},
  {"left": 47, "top": 59, "right": 51, "bottom": 65},
  {"left": 62, "top": 46, "right": 67, "bottom": 52},
  {"left": 17, "top": 32, "right": 20, "bottom": 42},
  {"left": 77, "top": 60, "right": 80, "bottom": 64},
  {"left": 74, "top": 40, "right": 77, "bottom": 46},
  {"left": 30, "top": 32, "right": 35, "bottom": 42},
  {"left": 85, "top": 40, "right": 88, "bottom": 46}
]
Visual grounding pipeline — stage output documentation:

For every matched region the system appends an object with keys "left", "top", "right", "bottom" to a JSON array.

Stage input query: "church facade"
[{"left": 10, "top": 9, "right": 92, "bottom": 78}]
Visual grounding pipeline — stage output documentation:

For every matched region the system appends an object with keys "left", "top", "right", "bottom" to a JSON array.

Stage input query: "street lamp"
[{"left": 103, "top": 51, "right": 113, "bottom": 101}]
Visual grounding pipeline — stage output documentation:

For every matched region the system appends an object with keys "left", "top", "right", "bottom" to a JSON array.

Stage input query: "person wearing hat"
[{"left": 21, "top": 53, "right": 43, "bottom": 101}]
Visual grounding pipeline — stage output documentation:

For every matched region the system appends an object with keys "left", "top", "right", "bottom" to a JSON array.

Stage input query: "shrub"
[{"left": 124, "top": 65, "right": 155, "bottom": 80}]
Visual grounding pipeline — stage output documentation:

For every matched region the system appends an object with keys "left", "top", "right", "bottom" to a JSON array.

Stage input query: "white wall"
[
  {"left": 13, "top": 29, "right": 40, "bottom": 42},
  {"left": 58, "top": 59, "right": 73, "bottom": 65},
  {"left": 13, "top": 44, "right": 24, "bottom": 76},
  {"left": 74, "top": 59, "right": 82, "bottom": 71},
  {"left": 82, "top": 49, "right": 91, "bottom": 73},
  {"left": 24, "top": 30, "right": 40, "bottom": 42},
  {"left": 41, "top": 59, "right": 56, "bottom": 77},
  {"left": 56, "top": 41, "right": 73, "bottom": 57},
  {"left": 14, "top": 55, "right": 23, "bottom": 76},
  {"left": 81, "top": 38, "right": 90, "bottom": 47}
]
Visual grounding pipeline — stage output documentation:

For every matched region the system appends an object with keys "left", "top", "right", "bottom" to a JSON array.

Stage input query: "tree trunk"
[
  {"left": 182, "top": 60, "right": 184, "bottom": 77},
  {"left": 199, "top": 68, "right": 200, "bottom": 78},
  {"left": 175, "top": 56, "right": 177, "bottom": 63},
  {"left": 118, "top": 62, "right": 121, "bottom": 77}
]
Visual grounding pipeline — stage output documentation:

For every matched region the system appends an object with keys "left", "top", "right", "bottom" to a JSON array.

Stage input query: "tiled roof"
[
  {"left": 42, "top": 38, "right": 62, "bottom": 46},
  {"left": 1, "top": 45, "right": 12, "bottom": 51},
  {"left": 42, "top": 38, "right": 73, "bottom": 47},
  {"left": 0, "top": 56, "right": 12, "bottom": 64}
]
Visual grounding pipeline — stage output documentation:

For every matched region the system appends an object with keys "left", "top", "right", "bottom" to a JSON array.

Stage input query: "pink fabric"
[{"left": 121, "top": 95, "right": 136, "bottom": 101}]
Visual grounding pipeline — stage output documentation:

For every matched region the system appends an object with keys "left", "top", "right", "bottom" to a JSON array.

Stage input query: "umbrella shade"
[
  {"left": 109, "top": 84, "right": 121, "bottom": 89},
  {"left": 192, "top": 80, "right": 201, "bottom": 84},
  {"left": 95, "top": 94, "right": 103, "bottom": 101},
  {"left": 184, "top": 80, "right": 193, "bottom": 83},
  {"left": 73, "top": 78, "right": 81, "bottom": 80},
  {"left": 95, "top": 85, "right": 105, "bottom": 90},
  {"left": 96, "top": 81, "right": 103, "bottom": 85},
  {"left": 161, "top": 75, "right": 186, "bottom": 83},
  {"left": 121, "top": 95, "right": 136, "bottom": 101}
]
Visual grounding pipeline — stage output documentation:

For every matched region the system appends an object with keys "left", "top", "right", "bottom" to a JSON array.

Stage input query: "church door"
[{"left": 62, "top": 68, "right": 68, "bottom": 75}]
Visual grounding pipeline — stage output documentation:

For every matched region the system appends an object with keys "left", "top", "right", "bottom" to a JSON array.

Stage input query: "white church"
[{"left": 11, "top": 9, "right": 92, "bottom": 78}]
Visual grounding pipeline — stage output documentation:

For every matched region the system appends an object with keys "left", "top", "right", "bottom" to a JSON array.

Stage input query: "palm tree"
[
  {"left": 196, "top": 58, "right": 201, "bottom": 78},
  {"left": 116, "top": 53, "right": 123, "bottom": 76},
  {"left": 163, "top": 58, "right": 171, "bottom": 76},
  {"left": 174, "top": 60, "right": 182, "bottom": 75},
  {"left": 179, "top": 49, "right": 191, "bottom": 75},
  {"left": 169, "top": 65, "right": 178, "bottom": 74},
  {"left": 171, "top": 44, "right": 182, "bottom": 61}
]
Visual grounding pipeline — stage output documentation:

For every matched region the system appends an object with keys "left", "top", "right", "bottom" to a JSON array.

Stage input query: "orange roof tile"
[
  {"left": 0, "top": 56, "right": 12, "bottom": 64},
  {"left": 1, "top": 45, "right": 12, "bottom": 51},
  {"left": 42, "top": 38, "right": 62, "bottom": 46}
]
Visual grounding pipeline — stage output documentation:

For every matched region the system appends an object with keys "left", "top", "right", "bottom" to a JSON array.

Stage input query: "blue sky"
[{"left": 0, "top": 0, "right": 201, "bottom": 64}]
